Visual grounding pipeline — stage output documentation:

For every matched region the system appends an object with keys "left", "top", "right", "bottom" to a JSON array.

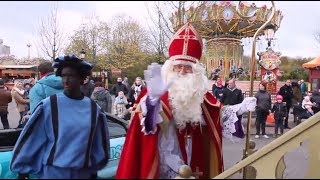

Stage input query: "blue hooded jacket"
[{"left": 29, "top": 73, "right": 64, "bottom": 113}]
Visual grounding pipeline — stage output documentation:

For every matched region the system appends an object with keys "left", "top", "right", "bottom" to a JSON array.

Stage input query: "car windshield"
[{"left": 107, "top": 119, "right": 126, "bottom": 139}]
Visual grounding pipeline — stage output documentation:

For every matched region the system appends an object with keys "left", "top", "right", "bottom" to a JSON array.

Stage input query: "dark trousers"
[
  {"left": 284, "top": 103, "right": 291, "bottom": 127},
  {"left": 0, "top": 112, "right": 10, "bottom": 129},
  {"left": 255, "top": 109, "right": 268, "bottom": 135},
  {"left": 19, "top": 111, "right": 25, "bottom": 124},
  {"left": 275, "top": 118, "right": 284, "bottom": 135},
  {"left": 232, "top": 115, "right": 245, "bottom": 138}
]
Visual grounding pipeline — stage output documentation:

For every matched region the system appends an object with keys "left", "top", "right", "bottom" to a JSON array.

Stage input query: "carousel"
[{"left": 169, "top": 1, "right": 283, "bottom": 80}]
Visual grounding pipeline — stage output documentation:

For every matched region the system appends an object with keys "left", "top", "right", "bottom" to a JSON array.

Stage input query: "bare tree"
[
  {"left": 37, "top": 2, "right": 65, "bottom": 61},
  {"left": 145, "top": 2, "right": 171, "bottom": 63},
  {"left": 145, "top": 1, "right": 206, "bottom": 63}
]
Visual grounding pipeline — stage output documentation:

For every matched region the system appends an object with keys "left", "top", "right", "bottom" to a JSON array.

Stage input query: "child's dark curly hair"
[{"left": 54, "top": 55, "right": 92, "bottom": 80}]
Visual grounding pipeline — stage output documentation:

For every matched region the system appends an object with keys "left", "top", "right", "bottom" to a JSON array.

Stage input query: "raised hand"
[{"left": 144, "top": 63, "right": 174, "bottom": 102}]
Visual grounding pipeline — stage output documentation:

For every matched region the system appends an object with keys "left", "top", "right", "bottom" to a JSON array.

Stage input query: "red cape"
[{"left": 116, "top": 88, "right": 223, "bottom": 178}]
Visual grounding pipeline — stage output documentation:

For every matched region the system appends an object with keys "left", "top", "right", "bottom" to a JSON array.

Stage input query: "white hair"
[{"left": 161, "top": 58, "right": 209, "bottom": 129}]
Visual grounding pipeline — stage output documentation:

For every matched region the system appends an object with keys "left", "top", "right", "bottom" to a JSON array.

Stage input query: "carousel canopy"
[
  {"left": 169, "top": 1, "right": 283, "bottom": 39},
  {"left": 302, "top": 56, "right": 320, "bottom": 69}
]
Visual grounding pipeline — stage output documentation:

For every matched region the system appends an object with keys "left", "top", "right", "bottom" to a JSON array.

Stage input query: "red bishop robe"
[{"left": 116, "top": 88, "right": 224, "bottom": 179}]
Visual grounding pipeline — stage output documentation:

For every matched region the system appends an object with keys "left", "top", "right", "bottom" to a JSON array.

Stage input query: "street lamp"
[
  {"left": 264, "top": 25, "right": 275, "bottom": 47},
  {"left": 79, "top": 49, "right": 86, "bottom": 59},
  {"left": 236, "top": 1, "right": 276, "bottom": 179}
]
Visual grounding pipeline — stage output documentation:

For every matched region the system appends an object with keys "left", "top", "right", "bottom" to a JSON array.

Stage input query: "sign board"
[{"left": 111, "top": 68, "right": 122, "bottom": 75}]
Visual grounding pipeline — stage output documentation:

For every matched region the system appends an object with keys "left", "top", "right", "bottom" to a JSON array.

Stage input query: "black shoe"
[{"left": 284, "top": 126, "right": 291, "bottom": 129}]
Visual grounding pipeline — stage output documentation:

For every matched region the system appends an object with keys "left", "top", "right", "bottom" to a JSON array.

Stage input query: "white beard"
[{"left": 161, "top": 60, "right": 209, "bottom": 129}]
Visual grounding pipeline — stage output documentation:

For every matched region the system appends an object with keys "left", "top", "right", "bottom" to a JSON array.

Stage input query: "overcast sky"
[{"left": 0, "top": 1, "right": 319, "bottom": 59}]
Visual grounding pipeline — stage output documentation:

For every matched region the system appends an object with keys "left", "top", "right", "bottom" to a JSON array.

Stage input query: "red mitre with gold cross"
[{"left": 168, "top": 22, "right": 203, "bottom": 63}]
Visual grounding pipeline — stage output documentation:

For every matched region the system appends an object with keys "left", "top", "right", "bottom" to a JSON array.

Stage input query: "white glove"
[{"left": 144, "top": 63, "right": 174, "bottom": 105}]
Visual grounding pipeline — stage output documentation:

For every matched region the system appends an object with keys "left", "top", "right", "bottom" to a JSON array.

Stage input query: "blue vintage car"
[{"left": 0, "top": 113, "right": 127, "bottom": 179}]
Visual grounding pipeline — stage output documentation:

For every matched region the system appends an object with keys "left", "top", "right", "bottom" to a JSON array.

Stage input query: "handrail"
[{"left": 214, "top": 111, "right": 320, "bottom": 179}]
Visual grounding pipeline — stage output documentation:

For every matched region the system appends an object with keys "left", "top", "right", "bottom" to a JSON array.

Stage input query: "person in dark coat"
[
  {"left": 91, "top": 81, "right": 112, "bottom": 113},
  {"left": 213, "top": 80, "right": 224, "bottom": 101},
  {"left": 221, "top": 79, "right": 244, "bottom": 138},
  {"left": 110, "top": 77, "right": 128, "bottom": 97},
  {"left": 311, "top": 91, "right": 320, "bottom": 114},
  {"left": 254, "top": 83, "right": 271, "bottom": 139},
  {"left": 122, "top": 77, "right": 130, "bottom": 91},
  {"left": 278, "top": 79, "right": 293, "bottom": 129},
  {"left": 0, "top": 78, "right": 12, "bottom": 129},
  {"left": 126, "top": 88, "right": 135, "bottom": 109},
  {"left": 211, "top": 77, "right": 221, "bottom": 94},
  {"left": 80, "top": 76, "right": 95, "bottom": 97},
  {"left": 291, "top": 81, "right": 303, "bottom": 106},
  {"left": 271, "top": 95, "right": 287, "bottom": 137}
]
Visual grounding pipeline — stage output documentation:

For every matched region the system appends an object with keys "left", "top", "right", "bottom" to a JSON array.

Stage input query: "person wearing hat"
[
  {"left": 271, "top": 95, "right": 287, "bottom": 137},
  {"left": 116, "top": 23, "right": 226, "bottom": 179},
  {"left": 10, "top": 55, "right": 110, "bottom": 179},
  {"left": 29, "top": 61, "right": 64, "bottom": 113},
  {"left": 0, "top": 78, "right": 12, "bottom": 129}
]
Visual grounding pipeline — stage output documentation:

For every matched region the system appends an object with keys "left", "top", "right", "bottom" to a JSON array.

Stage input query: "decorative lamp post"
[
  {"left": 264, "top": 25, "right": 275, "bottom": 47},
  {"left": 79, "top": 49, "right": 86, "bottom": 59},
  {"left": 236, "top": 1, "right": 276, "bottom": 178}
]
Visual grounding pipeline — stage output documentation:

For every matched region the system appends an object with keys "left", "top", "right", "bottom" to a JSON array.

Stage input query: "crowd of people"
[
  {"left": 0, "top": 21, "right": 319, "bottom": 179},
  {"left": 0, "top": 64, "right": 147, "bottom": 130},
  {"left": 211, "top": 77, "right": 319, "bottom": 139}
]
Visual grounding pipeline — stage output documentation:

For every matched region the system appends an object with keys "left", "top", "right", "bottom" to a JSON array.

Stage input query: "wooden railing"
[{"left": 214, "top": 112, "right": 320, "bottom": 179}]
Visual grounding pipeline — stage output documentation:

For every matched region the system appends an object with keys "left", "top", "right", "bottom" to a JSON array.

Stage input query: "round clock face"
[
  {"left": 222, "top": 7, "right": 234, "bottom": 20},
  {"left": 247, "top": 8, "right": 256, "bottom": 17},
  {"left": 202, "top": 10, "right": 208, "bottom": 21}
]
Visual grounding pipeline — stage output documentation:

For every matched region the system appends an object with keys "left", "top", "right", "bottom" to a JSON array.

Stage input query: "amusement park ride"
[
  {"left": 170, "top": 1, "right": 283, "bottom": 178},
  {"left": 169, "top": 1, "right": 283, "bottom": 83}
]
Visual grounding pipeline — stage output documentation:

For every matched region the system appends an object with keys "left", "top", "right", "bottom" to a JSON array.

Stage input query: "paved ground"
[
  {"left": 223, "top": 113, "right": 309, "bottom": 179},
  {"left": 2, "top": 100, "right": 310, "bottom": 179}
]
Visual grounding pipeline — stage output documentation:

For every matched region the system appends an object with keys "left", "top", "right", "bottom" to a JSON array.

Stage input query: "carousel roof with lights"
[{"left": 169, "top": 1, "right": 283, "bottom": 39}]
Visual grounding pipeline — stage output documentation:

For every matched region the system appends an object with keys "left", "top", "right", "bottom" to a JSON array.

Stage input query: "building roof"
[
  {"left": 302, "top": 56, "right": 320, "bottom": 69},
  {"left": 0, "top": 65, "right": 37, "bottom": 69}
]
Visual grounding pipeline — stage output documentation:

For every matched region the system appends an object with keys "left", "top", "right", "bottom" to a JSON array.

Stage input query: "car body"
[{"left": 0, "top": 113, "right": 127, "bottom": 179}]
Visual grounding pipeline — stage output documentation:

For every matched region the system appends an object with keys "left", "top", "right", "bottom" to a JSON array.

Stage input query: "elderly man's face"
[
  {"left": 173, "top": 64, "right": 193, "bottom": 75},
  {"left": 228, "top": 80, "right": 236, "bottom": 89}
]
